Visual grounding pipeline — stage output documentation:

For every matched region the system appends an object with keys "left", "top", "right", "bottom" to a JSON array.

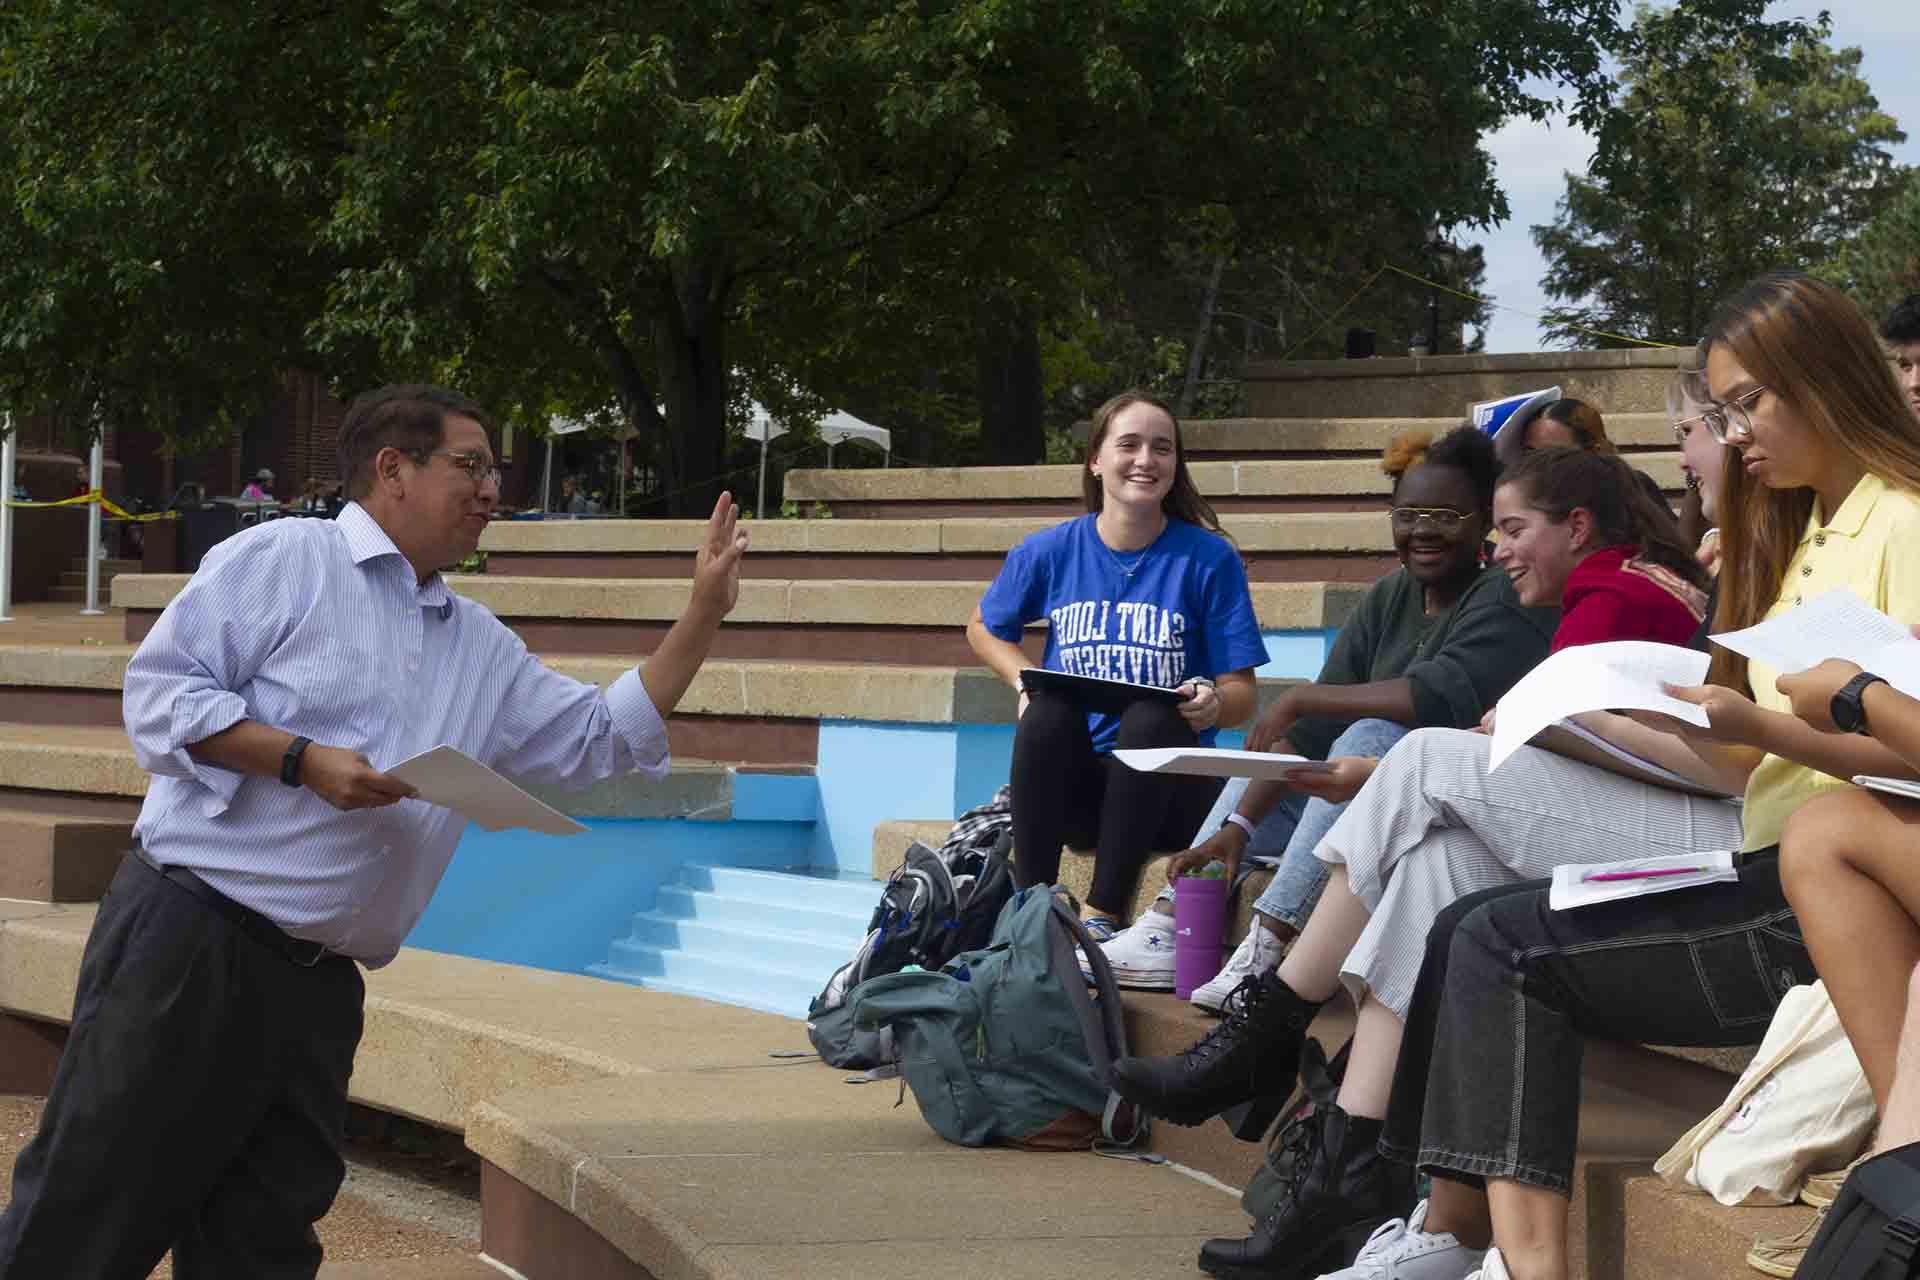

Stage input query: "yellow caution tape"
[{"left": 5, "top": 489, "right": 178, "bottom": 521}]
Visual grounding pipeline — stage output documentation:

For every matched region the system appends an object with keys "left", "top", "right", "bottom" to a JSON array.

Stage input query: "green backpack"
[{"left": 850, "top": 884, "right": 1145, "bottom": 1150}]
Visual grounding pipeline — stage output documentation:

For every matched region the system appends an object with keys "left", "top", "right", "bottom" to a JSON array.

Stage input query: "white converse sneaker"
[
  {"left": 1463, "top": 1247, "right": 1512, "bottom": 1280},
  {"left": 1082, "top": 911, "right": 1177, "bottom": 989},
  {"left": 1190, "top": 919, "right": 1285, "bottom": 1013},
  {"left": 1317, "top": 1200, "right": 1485, "bottom": 1279}
]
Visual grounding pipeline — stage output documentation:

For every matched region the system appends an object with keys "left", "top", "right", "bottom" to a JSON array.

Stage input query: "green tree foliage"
[
  {"left": 1823, "top": 169, "right": 1920, "bottom": 319},
  {"left": 1533, "top": 9, "right": 1906, "bottom": 349},
  {"left": 0, "top": 0, "right": 1811, "bottom": 501}
]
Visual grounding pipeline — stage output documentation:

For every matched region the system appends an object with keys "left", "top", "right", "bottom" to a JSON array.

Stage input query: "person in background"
[
  {"left": 298, "top": 477, "right": 328, "bottom": 512},
  {"left": 241, "top": 468, "right": 276, "bottom": 503},
  {"left": 1496, "top": 394, "right": 1672, "bottom": 513},
  {"left": 1113, "top": 426, "right": 1555, "bottom": 1007},
  {"left": 966, "top": 390, "right": 1266, "bottom": 944},
  {"left": 1884, "top": 293, "right": 1920, "bottom": 420},
  {"left": 0, "top": 384, "right": 749, "bottom": 1277},
  {"left": 10, "top": 465, "right": 26, "bottom": 501},
  {"left": 69, "top": 462, "right": 90, "bottom": 498},
  {"left": 1670, "top": 367, "right": 1729, "bottom": 567}
]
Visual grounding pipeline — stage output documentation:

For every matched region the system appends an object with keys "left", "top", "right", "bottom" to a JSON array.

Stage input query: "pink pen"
[{"left": 1583, "top": 866, "right": 1711, "bottom": 883}]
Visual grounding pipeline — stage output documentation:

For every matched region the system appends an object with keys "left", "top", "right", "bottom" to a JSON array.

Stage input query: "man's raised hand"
[{"left": 693, "top": 491, "right": 749, "bottom": 618}]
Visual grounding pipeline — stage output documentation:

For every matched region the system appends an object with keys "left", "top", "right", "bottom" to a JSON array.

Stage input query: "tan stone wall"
[{"left": 1243, "top": 349, "right": 1693, "bottom": 419}]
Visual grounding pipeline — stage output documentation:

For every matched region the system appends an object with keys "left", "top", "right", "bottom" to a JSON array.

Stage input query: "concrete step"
[
  {"left": 1621, "top": 1173, "right": 1816, "bottom": 1280},
  {"left": 787, "top": 445, "right": 1684, "bottom": 517},
  {"left": 619, "top": 910, "right": 860, "bottom": 976},
  {"left": 0, "top": 805, "right": 133, "bottom": 901},
  {"left": 1241, "top": 350, "right": 1690, "bottom": 419},
  {"left": 56, "top": 569, "right": 134, "bottom": 589},
  {"left": 67, "top": 557, "right": 140, "bottom": 575},
  {"left": 0, "top": 722, "right": 147, "bottom": 799},
  {"left": 590, "top": 944, "right": 825, "bottom": 1019},
  {"left": 677, "top": 864, "right": 885, "bottom": 918},
  {"left": 117, "top": 573, "right": 1362, "bottom": 663},
  {"left": 652, "top": 883, "right": 870, "bottom": 936}
]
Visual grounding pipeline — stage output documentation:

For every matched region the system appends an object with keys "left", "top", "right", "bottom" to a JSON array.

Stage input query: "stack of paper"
[
  {"left": 386, "top": 746, "right": 588, "bottom": 835},
  {"left": 1490, "top": 641, "right": 1710, "bottom": 770},
  {"left": 1712, "top": 588, "right": 1920, "bottom": 694},
  {"left": 1115, "top": 747, "right": 1334, "bottom": 780},
  {"left": 1548, "top": 850, "right": 1738, "bottom": 911}
]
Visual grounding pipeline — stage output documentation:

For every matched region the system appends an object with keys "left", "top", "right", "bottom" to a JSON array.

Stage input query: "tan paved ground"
[
  {"left": 0, "top": 1095, "right": 480, "bottom": 1276},
  {"left": 0, "top": 602, "right": 124, "bottom": 647}
]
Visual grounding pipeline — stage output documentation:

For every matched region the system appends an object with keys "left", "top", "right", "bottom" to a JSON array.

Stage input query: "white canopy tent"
[
  {"left": 542, "top": 415, "right": 594, "bottom": 513},
  {"left": 742, "top": 405, "right": 892, "bottom": 517}
]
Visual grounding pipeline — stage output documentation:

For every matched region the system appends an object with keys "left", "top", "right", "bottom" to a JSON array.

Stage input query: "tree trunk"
[
  {"left": 974, "top": 294, "right": 1044, "bottom": 466},
  {"left": 651, "top": 261, "right": 733, "bottom": 518},
  {"left": 1179, "top": 253, "right": 1228, "bottom": 417}
]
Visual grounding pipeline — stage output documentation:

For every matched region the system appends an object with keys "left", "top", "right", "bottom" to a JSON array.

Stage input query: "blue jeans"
[{"left": 1250, "top": 718, "right": 1411, "bottom": 930}]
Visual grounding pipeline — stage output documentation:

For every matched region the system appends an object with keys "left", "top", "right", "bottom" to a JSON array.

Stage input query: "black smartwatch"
[
  {"left": 1830, "top": 673, "right": 1889, "bottom": 736},
  {"left": 280, "top": 736, "right": 313, "bottom": 786}
]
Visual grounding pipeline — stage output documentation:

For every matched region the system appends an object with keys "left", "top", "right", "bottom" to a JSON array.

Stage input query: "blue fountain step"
[
  {"left": 590, "top": 946, "right": 825, "bottom": 1019},
  {"left": 620, "top": 911, "right": 857, "bottom": 974},
  {"left": 675, "top": 864, "right": 884, "bottom": 916},
  {"left": 651, "top": 883, "right": 872, "bottom": 936}
]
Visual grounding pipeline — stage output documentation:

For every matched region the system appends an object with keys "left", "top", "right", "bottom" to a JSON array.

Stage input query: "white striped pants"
[{"left": 1314, "top": 727, "right": 1746, "bottom": 1016}]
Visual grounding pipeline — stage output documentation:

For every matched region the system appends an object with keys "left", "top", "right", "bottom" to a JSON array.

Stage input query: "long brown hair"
[
  {"left": 1706, "top": 272, "right": 1920, "bottom": 692},
  {"left": 1495, "top": 396, "right": 1615, "bottom": 466},
  {"left": 1499, "top": 447, "right": 1709, "bottom": 592},
  {"left": 1082, "top": 391, "right": 1226, "bottom": 535}
]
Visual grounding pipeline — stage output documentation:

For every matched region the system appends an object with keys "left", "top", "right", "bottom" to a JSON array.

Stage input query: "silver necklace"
[{"left": 1097, "top": 515, "right": 1163, "bottom": 580}]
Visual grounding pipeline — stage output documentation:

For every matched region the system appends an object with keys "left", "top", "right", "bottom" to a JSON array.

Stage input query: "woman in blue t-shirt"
[{"left": 967, "top": 390, "right": 1268, "bottom": 939}]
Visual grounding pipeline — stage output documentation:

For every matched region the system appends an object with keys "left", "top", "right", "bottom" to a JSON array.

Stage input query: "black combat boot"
[
  {"left": 1197, "top": 1103, "right": 1414, "bottom": 1280},
  {"left": 1108, "top": 972, "right": 1321, "bottom": 1131}
]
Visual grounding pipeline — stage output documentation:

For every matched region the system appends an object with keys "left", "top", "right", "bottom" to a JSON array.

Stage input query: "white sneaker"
[
  {"left": 1082, "top": 911, "right": 1177, "bottom": 989},
  {"left": 1318, "top": 1200, "right": 1485, "bottom": 1279},
  {"left": 1463, "top": 1247, "right": 1512, "bottom": 1280},
  {"left": 1190, "top": 919, "right": 1285, "bottom": 1013}
]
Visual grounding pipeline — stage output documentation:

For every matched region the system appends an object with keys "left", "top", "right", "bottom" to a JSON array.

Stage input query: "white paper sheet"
[
  {"left": 1490, "top": 641, "right": 1711, "bottom": 771},
  {"left": 1548, "top": 850, "right": 1738, "bottom": 911},
  {"left": 1113, "top": 747, "right": 1335, "bottom": 780},
  {"left": 386, "top": 746, "right": 588, "bottom": 835},
  {"left": 1711, "top": 590, "right": 1920, "bottom": 697},
  {"left": 1854, "top": 775, "right": 1920, "bottom": 803}
]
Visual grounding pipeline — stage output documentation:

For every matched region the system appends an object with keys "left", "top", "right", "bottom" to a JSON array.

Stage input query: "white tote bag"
[{"left": 1654, "top": 981, "right": 1876, "bottom": 1206}]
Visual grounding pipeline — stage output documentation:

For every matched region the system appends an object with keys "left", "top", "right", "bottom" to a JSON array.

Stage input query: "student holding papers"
[
  {"left": 1110, "top": 424, "right": 1711, "bottom": 1278},
  {"left": 1331, "top": 273, "right": 1920, "bottom": 1280},
  {"left": 966, "top": 390, "right": 1266, "bottom": 943},
  {"left": 1120, "top": 425, "right": 1554, "bottom": 1002}
]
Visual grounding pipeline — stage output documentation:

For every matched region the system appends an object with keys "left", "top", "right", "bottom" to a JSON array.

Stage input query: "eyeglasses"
[
  {"left": 1697, "top": 386, "right": 1768, "bottom": 445},
  {"left": 1389, "top": 506, "right": 1471, "bottom": 533},
  {"left": 421, "top": 449, "right": 502, "bottom": 488}
]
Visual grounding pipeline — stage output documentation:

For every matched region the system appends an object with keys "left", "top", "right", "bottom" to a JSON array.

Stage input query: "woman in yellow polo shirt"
[{"left": 1277, "top": 273, "right": 1920, "bottom": 1280}]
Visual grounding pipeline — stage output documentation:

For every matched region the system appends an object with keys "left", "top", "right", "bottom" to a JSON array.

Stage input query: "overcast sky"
[{"left": 1476, "top": 1, "right": 1920, "bottom": 353}]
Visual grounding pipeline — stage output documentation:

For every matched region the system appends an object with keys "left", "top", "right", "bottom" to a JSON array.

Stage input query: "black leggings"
[{"left": 1009, "top": 689, "right": 1224, "bottom": 916}]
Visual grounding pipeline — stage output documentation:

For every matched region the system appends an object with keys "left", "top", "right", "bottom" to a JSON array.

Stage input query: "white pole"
[
  {"left": 756, "top": 435, "right": 769, "bottom": 519},
  {"left": 81, "top": 434, "right": 104, "bottom": 614},
  {"left": 617, "top": 439, "right": 628, "bottom": 516},
  {"left": 542, "top": 437, "right": 554, "bottom": 513},
  {"left": 0, "top": 414, "right": 14, "bottom": 623}
]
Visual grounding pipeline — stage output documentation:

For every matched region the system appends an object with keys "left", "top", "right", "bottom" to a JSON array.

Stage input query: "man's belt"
[{"left": 129, "top": 845, "right": 336, "bottom": 968}]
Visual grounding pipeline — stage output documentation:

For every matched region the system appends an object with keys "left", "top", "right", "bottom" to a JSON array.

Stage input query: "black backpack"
[
  {"left": 806, "top": 831, "right": 1016, "bottom": 1069},
  {"left": 1796, "top": 1144, "right": 1920, "bottom": 1279}
]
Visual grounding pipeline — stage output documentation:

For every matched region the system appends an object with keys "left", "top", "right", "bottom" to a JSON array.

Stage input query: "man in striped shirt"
[{"left": 0, "top": 384, "right": 748, "bottom": 1278}]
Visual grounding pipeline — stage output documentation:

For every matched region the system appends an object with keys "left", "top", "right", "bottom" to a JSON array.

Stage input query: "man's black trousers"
[{"left": 0, "top": 852, "right": 364, "bottom": 1279}]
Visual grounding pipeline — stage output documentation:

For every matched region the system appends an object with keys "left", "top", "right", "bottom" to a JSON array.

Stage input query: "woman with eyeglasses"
[
  {"left": 1306, "top": 271, "right": 1920, "bottom": 1280},
  {"left": 1118, "top": 426, "right": 1556, "bottom": 1001}
]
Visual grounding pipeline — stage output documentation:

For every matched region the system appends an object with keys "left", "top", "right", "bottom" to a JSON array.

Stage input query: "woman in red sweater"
[{"left": 1493, "top": 445, "right": 1708, "bottom": 650}]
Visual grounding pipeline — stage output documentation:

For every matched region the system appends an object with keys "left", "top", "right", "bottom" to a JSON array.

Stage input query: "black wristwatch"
[
  {"left": 1830, "top": 673, "right": 1889, "bottom": 736},
  {"left": 281, "top": 736, "right": 313, "bottom": 786}
]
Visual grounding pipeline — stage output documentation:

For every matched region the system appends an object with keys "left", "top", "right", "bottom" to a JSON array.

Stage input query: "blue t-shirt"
[{"left": 978, "top": 514, "right": 1267, "bottom": 752}]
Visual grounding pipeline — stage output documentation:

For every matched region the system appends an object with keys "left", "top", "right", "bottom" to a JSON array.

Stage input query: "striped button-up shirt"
[{"left": 124, "top": 503, "right": 669, "bottom": 965}]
